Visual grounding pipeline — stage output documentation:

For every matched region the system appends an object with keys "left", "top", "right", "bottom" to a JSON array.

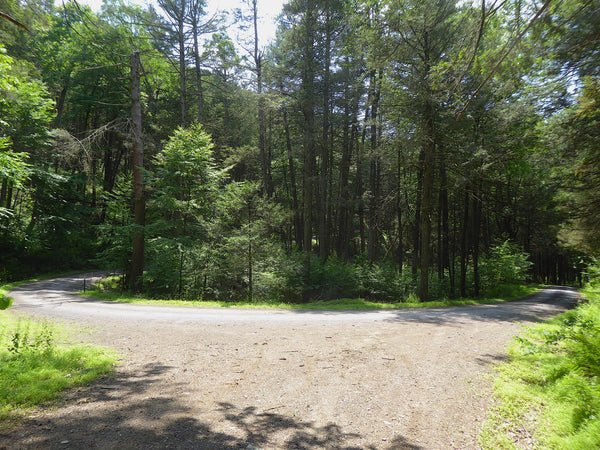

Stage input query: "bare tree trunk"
[
  {"left": 192, "top": 20, "right": 204, "bottom": 123},
  {"left": 367, "top": 70, "right": 381, "bottom": 263},
  {"left": 336, "top": 60, "right": 353, "bottom": 259},
  {"left": 396, "top": 145, "right": 404, "bottom": 274},
  {"left": 412, "top": 151, "right": 423, "bottom": 276},
  {"left": 130, "top": 51, "right": 145, "bottom": 293},
  {"left": 252, "top": 0, "right": 271, "bottom": 197},
  {"left": 282, "top": 104, "right": 302, "bottom": 250},
  {"left": 178, "top": 16, "right": 186, "bottom": 125},
  {"left": 460, "top": 187, "right": 469, "bottom": 298},
  {"left": 301, "top": 4, "right": 317, "bottom": 302},
  {"left": 419, "top": 99, "right": 435, "bottom": 301},
  {"left": 472, "top": 181, "right": 482, "bottom": 297},
  {"left": 418, "top": 29, "right": 436, "bottom": 302},
  {"left": 319, "top": 2, "right": 332, "bottom": 261}
]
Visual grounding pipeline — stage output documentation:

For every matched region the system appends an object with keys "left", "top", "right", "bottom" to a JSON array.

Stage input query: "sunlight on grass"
[
  {"left": 84, "top": 276, "right": 541, "bottom": 310},
  {"left": 480, "top": 284, "right": 600, "bottom": 449},
  {"left": 0, "top": 297, "right": 116, "bottom": 427}
]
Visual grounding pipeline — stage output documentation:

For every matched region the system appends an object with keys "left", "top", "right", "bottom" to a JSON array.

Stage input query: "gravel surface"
[{"left": 1, "top": 274, "right": 580, "bottom": 449}]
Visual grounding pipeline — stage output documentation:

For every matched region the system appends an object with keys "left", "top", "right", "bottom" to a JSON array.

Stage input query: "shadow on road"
[
  {"left": 0, "top": 363, "right": 422, "bottom": 450},
  {"left": 286, "top": 286, "right": 582, "bottom": 325},
  {"left": 10, "top": 273, "right": 582, "bottom": 329}
]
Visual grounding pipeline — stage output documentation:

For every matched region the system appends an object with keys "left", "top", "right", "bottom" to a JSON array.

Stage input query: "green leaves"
[{"left": 152, "top": 122, "right": 218, "bottom": 233}]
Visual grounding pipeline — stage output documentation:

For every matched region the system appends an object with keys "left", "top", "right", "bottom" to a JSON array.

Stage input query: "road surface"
[{"left": 2, "top": 274, "right": 580, "bottom": 449}]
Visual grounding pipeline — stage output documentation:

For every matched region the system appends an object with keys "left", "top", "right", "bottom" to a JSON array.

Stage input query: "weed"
[
  {"left": 7, "top": 322, "right": 54, "bottom": 355},
  {"left": 0, "top": 312, "right": 115, "bottom": 423},
  {"left": 481, "top": 282, "right": 600, "bottom": 449}
]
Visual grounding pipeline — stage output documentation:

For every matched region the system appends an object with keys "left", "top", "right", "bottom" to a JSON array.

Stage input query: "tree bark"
[
  {"left": 130, "top": 51, "right": 145, "bottom": 293},
  {"left": 319, "top": 1, "right": 332, "bottom": 261},
  {"left": 418, "top": 28, "right": 436, "bottom": 302},
  {"left": 301, "top": 3, "right": 317, "bottom": 302},
  {"left": 419, "top": 99, "right": 435, "bottom": 301},
  {"left": 367, "top": 70, "right": 381, "bottom": 263},
  {"left": 253, "top": 0, "right": 271, "bottom": 197},
  {"left": 412, "top": 151, "right": 423, "bottom": 276},
  {"left": 472, "top": 181, "right": 482, "bottom": 297},
  {"left": 283, "top": 104, "right": 302, "bottom": 250},
  {"left": 460, "top": 187, "right": 469, "bottom": 298},
  {"left": 336, "top": 60, "right": 353, "bottom": 260},
  {"left": 192, "top": 17, "right": 204, "bottom": 123}
]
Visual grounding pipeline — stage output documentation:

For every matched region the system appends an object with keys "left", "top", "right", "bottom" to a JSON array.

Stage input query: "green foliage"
[
  {"left": 289, "top": 255, "right": 415, "bottom": 303},
  {"left": 482, "top": 265, "right": 600, "bottom": 449},
  {"left": 0, "top": 313, "right": 115, "bottom": 421},
  {"left": 153, "top": 122, "right": 218, "bottom": 224},
  {"left": 86, "top": 275, "right": 538, "bottom": 310},
  {"left": 0, "top": 294, "right": 12, "bottom": 310},
  {"left": 479, "top": 240, "right": 533, "bottom": 291}
]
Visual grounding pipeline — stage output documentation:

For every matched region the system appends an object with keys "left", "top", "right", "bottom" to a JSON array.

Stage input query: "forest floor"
[{"left": 1, "top": 275, "right": 580, "bottom": 449}]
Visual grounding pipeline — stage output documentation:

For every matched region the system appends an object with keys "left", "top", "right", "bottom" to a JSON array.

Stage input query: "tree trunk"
[
  {"left": 319, "top": 2, "right": 332, "bottom": 261},
  {"left": 176, "top": 3, "right": 186, "bottom": 125},
  {"left": 336, "top": 61, "right": 353, "bottom": 260},
  {"left": 130, "top": 51, "right": 145, "bottom": 293},
  {"left": 460, "top": 187, "right": 469, "bottom": 298},
  {"left": 472, "top": 181, "right": 482, "bottom": 297},
  {"left": 439, "top": 150, "right": 449, "bottom": 280},
  {"left": 419, "top": 103, "right": 435, "bottom": 301},
  {"left": 412, "top": 151, "right": 423, "bottom": 276},
  {"left": 301, "top": 4, "right": 317, "bottom": 302},
  {"left": 0, "top": 179, "right": 7, "bottom": 209},
  {"left": 53, "top": 75, "right": 70, "bottom": 127},
  {"left": 253, "top": 0, "right": 271, "bottom": 197},
  {"left": 192, "top": 20, "right": 204, "bottom": 123},
  {"left": 396, "top": 156, "right": 404, "bottom": 274},
  {"left": 283, "top": 104, "right": 302, "bottom": 250},
  {"left": 367, "top": 70, "right": 381, "bottom": 263}
]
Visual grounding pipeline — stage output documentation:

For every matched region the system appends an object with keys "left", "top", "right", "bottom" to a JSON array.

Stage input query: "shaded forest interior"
[{"left": 1, "top": 0, "right": 599, "bottom": 301}]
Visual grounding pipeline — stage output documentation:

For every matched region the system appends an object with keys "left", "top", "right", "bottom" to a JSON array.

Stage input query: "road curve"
[
  {"left": 9, "top": 272, "right": 581, "bottom": 326},
  {"left": 4, "top": 273, "right": 583, "bottom": 450}
]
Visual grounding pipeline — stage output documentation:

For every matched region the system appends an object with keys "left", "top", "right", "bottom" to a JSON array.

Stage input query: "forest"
[{"left": 0, "top": 0, "right": 598, "bottom": 302}]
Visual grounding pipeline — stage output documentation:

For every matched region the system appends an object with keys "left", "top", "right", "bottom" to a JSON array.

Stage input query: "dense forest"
[{"left": 0, "top": 0, "right": 598, "bottom": 302}]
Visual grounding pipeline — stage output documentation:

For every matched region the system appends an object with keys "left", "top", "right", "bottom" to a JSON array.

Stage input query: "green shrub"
[
  {"left": 480, "top": 240, "right": 533, "bottom": 291},
  {"left": 482, "top": 265, "right": 600, "bottom": 449},
  {"left": 0, "top": 294, "right": 12, "bottom": 310},
  {"left": 0, "top": 315, "right": 115, "bottom": 420}
]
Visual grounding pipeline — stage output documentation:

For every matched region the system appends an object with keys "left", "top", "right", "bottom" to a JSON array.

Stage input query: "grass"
[
  {"left": 0, "top": 279, "right": 116, "bottom": 428},
  {"left": 480, "top": 282, "right": 600, "bottom": 449},
  {"left": 83, "top": 277, "right": 542, "bottom": 310}
]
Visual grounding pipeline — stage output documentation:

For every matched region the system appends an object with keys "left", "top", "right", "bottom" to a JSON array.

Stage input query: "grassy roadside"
[
  {"left": 0, "top": 279, "right": 116, "bottom": 428},
  {"left": 84, "top": 277, "right": 542, "bottom": 310},
  {"left": 480, "top": 283, "right": 600, "bottom": 449}
]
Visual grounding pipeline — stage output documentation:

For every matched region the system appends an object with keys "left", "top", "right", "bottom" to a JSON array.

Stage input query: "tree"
[
  {"left": 385, "top": 0, "right": 458, "bottom": 300},
  {"left": 158, "top": 0, "right": 189, "bottom": 125},
  {"left": 144, "top": 123, "right": 218, "bottom": 296},
  {"left": 130, "top": 50, "right": 145, "bottom": 292}
]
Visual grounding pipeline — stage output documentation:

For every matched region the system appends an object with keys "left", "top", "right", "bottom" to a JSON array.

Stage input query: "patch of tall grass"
[
  {"left": 481, "top": 281, "right": 600, "bottom": 449},
  {"left": 0, "top": 297, "right": 115, "bottom": 426}
]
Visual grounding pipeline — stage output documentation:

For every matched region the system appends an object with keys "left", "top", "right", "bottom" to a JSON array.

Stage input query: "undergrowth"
[
  {"left": 86, "top": 275, "right": 540, "bottom": 310},
  {"left": 481, "top": 280, "right": 600, "bottom": 449},
  {"left": 0, "top": 289, "right": 116, "bottom": 427}
]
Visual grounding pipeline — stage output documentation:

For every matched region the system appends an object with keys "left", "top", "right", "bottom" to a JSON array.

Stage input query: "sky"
[{"left": 73, "top": 0, "right": 285, "bottom": 44}]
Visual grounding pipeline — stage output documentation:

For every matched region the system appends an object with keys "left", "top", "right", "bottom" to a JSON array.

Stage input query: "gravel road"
[{"left": 1, "top": 274, "right": 580, "bottom": 449}]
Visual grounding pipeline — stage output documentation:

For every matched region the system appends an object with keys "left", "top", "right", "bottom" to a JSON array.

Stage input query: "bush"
[
  {"left": 480, "top": 240, "right": 533, "bottom": 291},
  {"left": 482, "top": 263, "right": 600, "bottom": 448},
  {"left": 0, "top": 294, "right": 12, "bottom": 310}
]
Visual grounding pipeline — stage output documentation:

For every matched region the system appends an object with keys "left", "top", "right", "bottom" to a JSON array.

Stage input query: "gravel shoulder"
[{"left": 1, "top": 274, "right": 580, "bottom": 449}]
